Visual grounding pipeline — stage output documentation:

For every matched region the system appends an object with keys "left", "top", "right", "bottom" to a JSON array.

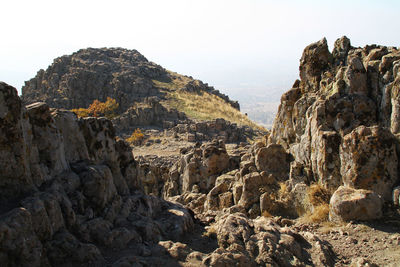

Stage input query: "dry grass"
[
  {"left": 308, "top": 183, "right": 331, "bottom": 206},
  {"left": 278, "top": 182, "right": 290, "bottom": 199},
  {"left": 167, "top": 90, "right": 265, "bottom": 131},
  {"left": 301, "top": 204, "right": 330, "bottom": 223},
  {"left": 152, "top": 71, "right": 266, "bottom": 132},
  {"left": 299, "top": 183, "right": 332, "bottom": 223}
]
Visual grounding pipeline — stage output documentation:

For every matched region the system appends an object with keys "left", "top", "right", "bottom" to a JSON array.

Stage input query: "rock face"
[
  {"left": 0, "top": 82, "right": 194, "bottom": 266},
  {"left": 171, "top": 117, "right": 253, "bottom": 143},
  {"left": 268, "top": 36, "right": 400, "bottom": 220},
  {"left": 340, "top": 126, "right": 398, "bottom": 201}
]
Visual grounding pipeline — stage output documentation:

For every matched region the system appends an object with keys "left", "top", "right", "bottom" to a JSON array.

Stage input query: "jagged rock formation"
[
  {"left": 269, "top": 36, "right": 400, "bottom": 220},
  {"left": 0, "top": 82, "right": 193, "bottom": 266}
]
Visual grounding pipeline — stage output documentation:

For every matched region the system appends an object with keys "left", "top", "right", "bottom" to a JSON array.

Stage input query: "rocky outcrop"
[
  {"left": 2, "top": 81, "right": 339, "bottom": 267},
  {"left": 268, "top": 36, "right": 400, "bottom": 220},
  {"left": 112, "top": 97, "right": 188, "bottom": 132},
  {"left": 172, "top": 118, "right": 253, "bottom": 143},
  {"left": 164, "top": 140, "right": 232, "bottom": 197},
  {"left": 208, "top": 213, "right": 335, "bottom": 266},
  {"left": 0, "top": 82, "right": 194, "bottom": 266}
]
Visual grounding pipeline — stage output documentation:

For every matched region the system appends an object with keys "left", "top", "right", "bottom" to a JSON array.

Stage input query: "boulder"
[{"left": 329, "top": 186, "right": 383, "bottom": 222}]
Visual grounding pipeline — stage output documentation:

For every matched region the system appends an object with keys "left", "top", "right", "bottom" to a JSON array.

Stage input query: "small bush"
[
  {"left": 71, "top": 97, "right": 119, "bottom": 119},
  {"left": 71, "top": 108, "right": 90, "bottom": 118},
  {"left": 126, "top": 128, "right": 145, "bottom": 145},
  {"left": 300, "top": 183, "right": 332, "bottom": 223},
  {"left": 308, "top": 183, "right": 331, "bottom": 206}
]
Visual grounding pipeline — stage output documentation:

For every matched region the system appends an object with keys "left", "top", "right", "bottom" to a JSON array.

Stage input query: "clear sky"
[{"left": 1, "top": 0, "right": 399, "bottom": 98}]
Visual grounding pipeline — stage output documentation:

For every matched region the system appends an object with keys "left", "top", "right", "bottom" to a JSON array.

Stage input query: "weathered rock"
[
  {"left": 0, "top": 208, "right": 43, "bottom": 267},
  {"left": 238, "top": 172, "right": 278, "bottom": 210},
  {"left": 0, "top": 82, "right": 35, "bottom": 200},
  {"left": 45, "top": 231, "right": 104, "bottom": 266},
  {"left": 340, "top": 126, "right": 398, "bottom": 201},
  {"left": 210, "top": 213, "right": 335, "bottom": 266},
  {"left": 269, "top": 37, "right": 400, "bottom": 218},
  {"left": 329, "top": 186, "right": 383, "bottom": 221},
  {"left": 0, "top": 83, "right": 196, "bottom": 266},
  {"left": 254, "top": 144, "right": 291, "bottom": 180},
  {"left": 164, "top": 141, "right": 232, "bottom": 197},
  {"left": 299, "top": 37, "right": 332, "bottom": 92},
  {"left": 158, "top": 241, "right": 193, "bottom": 261}
]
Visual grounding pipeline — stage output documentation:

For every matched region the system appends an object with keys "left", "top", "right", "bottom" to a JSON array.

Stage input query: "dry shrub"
[
  {"left": 278, "top": 182, "right": 290, "bottom": 200},
  {"left": 304, "top": 204, "right": 330, "bottom": 223},
  {"left": 300, "top": 183, "right": 332, "bottom": 223},
  {"left": 126, "top": 128, "right": 145, "bottom": 145},
  {"left": 71, "top": 108, "right": 90, "bottom": 118},
  {"left": 71, "top": 97, "right": 119, "bottom": 119}
]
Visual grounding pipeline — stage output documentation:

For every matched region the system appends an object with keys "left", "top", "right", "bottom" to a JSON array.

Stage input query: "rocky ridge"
[
  {"left": 21, "top": 47, "right": 239, "bottom": 112},
  {"left": 20, "top": 47, "right": 259, "bottom": 141}
]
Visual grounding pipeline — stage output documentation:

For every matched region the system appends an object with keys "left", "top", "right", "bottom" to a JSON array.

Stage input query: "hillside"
[{"left": 21, "top": 48, "right": 263, "bottom": 132}]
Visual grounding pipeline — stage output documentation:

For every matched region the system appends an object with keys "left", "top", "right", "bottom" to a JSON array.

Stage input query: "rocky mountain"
[
  {"left": 22, "top": 47, "right": 239, "bottom": 112},
  {"left": 1, "top": 36, "right": 400, "bottom": 266},
  {"left": 20, "top": 48, "right": 264, "bottom": 139}
]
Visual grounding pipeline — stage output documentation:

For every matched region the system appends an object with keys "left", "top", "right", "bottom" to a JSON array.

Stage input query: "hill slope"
[{"left": 21, "top": 48, "right": 261, "bottom": 130}]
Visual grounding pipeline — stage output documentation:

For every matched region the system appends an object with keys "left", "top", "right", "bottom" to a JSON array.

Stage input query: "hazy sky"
[{"left": 1, "top": 0, "right": 400, "bottom": 98}]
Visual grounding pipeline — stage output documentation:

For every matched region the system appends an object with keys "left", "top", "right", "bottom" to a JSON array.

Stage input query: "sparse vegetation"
[
  {"left": 278, "top": 181, "right": 290, "bottom": 199},
  {"left": 165, "top": 90, "right": 265, "bottom": 131},
  {"left": 71, "top": 97, "right": 119, "bottom": 119},
  {"left": 126, "top": 128, "right": 145, "bottom": 145},
  {"left": 152, "top": 71, "right": 266, "bottom": 132},
  {"left": 300, "top": 183, "right": 332, "bottom": 223}
]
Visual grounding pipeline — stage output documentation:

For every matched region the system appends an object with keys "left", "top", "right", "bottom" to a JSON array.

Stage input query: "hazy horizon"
[{"left": 2, "top": 0, "right": 400, "bottom": 102}]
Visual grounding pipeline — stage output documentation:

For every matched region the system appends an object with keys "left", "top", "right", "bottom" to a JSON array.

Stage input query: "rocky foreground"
[{"left": 1, "top": 36, "right": 400, "bottom": 266}]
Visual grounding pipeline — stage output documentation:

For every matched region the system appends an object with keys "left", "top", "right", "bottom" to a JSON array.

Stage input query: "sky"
[{"left": 1, "top": 0, "right": 400, "bottom": 100}]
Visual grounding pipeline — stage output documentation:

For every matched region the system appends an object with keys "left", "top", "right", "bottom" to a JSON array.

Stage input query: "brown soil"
[{"left": 291, "top": 210, "right": 400, "bottom": 266}]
